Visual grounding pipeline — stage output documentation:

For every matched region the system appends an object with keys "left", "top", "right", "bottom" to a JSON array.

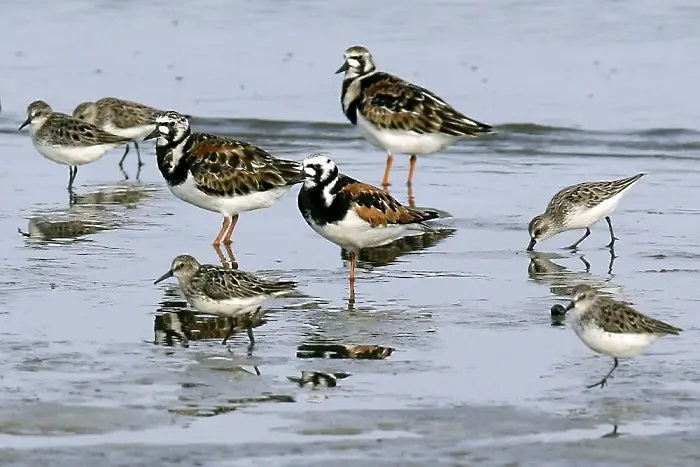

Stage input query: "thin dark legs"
[
  {"left": 605, "top": 216, "right": 618, "bottom": 249},
  {"left": 119, "top": 143, "right": 144, "bottom": 181},
  {"left": 221, "top": 321, "right": 256, "bottom": 348},
  {"left": 587, "top": 357, "right": 619, "bottom": 389},
  {"left": 566, "top": 227, "right": 591, "bottom": 250},
  {"left": 607, "top": 248, "right": 617, "bottom": 274},
  {"left": 222, "top": 320, "right": 236, "bottom": 345},
  {"left": 567, "top": 217, "right": 618, "bottom": 251},
  {"left": 118, "top": 142, "right": 145, "bottom": 170},
  {"left": 67, "top": 166, "right": 78, "bottom": 191}
]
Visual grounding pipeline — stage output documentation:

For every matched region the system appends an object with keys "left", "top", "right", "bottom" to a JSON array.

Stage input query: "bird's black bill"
[
  {"left": 526, "top": 238, "right": 536, "bottom": 251},
  {"left": 143, "top": 127, "right": 160, "bottom": 141},
  {"left": 154, "top": 269, "right": 173, "bottom": 285},
  {"left": 18, "top": 118, "right": 31, "bottom": 131},
  {"left": 287, "top": 171, "right": 308, "bottom": 185},
  {"left": 335, "top": 61, "right": 350, "bottom": 74},
  {"left": 564, "top": 301, "right": 574, "bottom": 312}
]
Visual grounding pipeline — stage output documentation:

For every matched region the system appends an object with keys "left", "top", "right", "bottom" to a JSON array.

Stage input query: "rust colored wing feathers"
[
  {"left": 358, "top": 73, "right": 492, "bottom": 136},
  {"left": 341, "top": 181, "right": 439, "bottom": 227},
  {"left": 186, "top": 134, "right": 301, "bottom": 198}
]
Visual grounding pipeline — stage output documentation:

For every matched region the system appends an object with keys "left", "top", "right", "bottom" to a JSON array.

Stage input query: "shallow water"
[{"left": 1, "top": 0, "right": 700, "bottom": 465}]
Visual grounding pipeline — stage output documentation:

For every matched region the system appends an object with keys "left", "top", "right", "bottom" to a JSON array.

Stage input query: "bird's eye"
[{"left": 533, "top": 229, "right": 541, "bottom": 237}]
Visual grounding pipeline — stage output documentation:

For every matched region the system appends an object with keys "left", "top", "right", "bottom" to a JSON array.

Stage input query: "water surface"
[{"left": 1, "top": 1, "right": 700, "bottom": 465}]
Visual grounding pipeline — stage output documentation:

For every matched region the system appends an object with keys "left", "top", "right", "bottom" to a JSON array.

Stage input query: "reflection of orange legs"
[
  {"left": 224, "top": 243, "right": 238, "bottom": 269},
  {"left": 213, "top": 216, "right": 231, "bottom": 246},
  {"left": 407, "top": 154, "right": 418, "bottom": 187},
  {"left": 381, "top": 153, "right": 394, "bottom": 187},
  {"left": 349, "top": 250, "right": 357, "bottom": 302},
  {"left": 214, "top": 244, "right": 228, "bottom": 268},
  {"left": 223, "top": 215, "right": 239, "bottom": 245},
  {"left": 214, "top": 243, "right": 238, "bottom": 269},
  {"left": 407, "top": 183, "right": 416, "bottom": 208}
]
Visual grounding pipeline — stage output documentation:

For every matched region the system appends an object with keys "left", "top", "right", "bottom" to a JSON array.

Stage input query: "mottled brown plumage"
[
  {"left": 31, "top": 110, "right": 132, "bottom": 147},
  {"left": 73, "top": 97, "right": 162, "bottom": 129},
  {"left": 566, "top": 284, "right": 682, "bottom": 389},
  {"left": 336, "top": 45, "right": 492, "bottom": 186},
  {"left": 358, "top": 73, "right": 491, "bottom": 135},
  {"left": 196, "top": 264, "right": 295, "bottom": 301},
  {"left": 149, "top": 111, "right": 302, "bottom": 246},
  {"left": 583, "top": 295, "right": 682, "bottom": 336},
  {"left": 527, "top": 173, "right": 646, "bottom": 250},
  {"left": 342, "top": 181, "right": 437, "bottom": 227},
  {"left": 297, "top": 154, "right": 441, "bottom": 302},
  {"left": 19, "top": 99, "right": 133, "bottom": 191},
  {"left": 184, "top": 135, "right": 302, "bottom": 198},
  {"left": 154, "top": 254, "right": 296, "bottom": 346},
  {"left": 544, "top": 173, "right": 646, "bottom": 223}
]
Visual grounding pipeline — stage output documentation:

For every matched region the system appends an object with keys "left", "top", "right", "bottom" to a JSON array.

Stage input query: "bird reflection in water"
[
  {"left": 528, "top": 249, "right": 619, "bottom": 298},
  {"left": 153, "top": 284, "right": 267, "bottom": 355},
  {"left": 18, "top": 217, "right": 111, "bottom": 241},
  {"left": 340, "top": 227, "right": 456, "bottom": 268},
  {"left": 528, "top": 252, "right": 590, "bottom": 276},
  {"left": 288, "top": 371, "right": 351, "bottom": 388},
  {"left": 528, "top": 249, "right": 616, "bottom": 283},
  {"left": 383, "top": 184, "right": 417, "bottom": 208},
  {"left": 338, "top": 226, "right": 454, "bottom": 308},
  {"left": 68, "top": 183, "right": 157, "bottom": 208},
  {"left": 601, "top": 425, "right": 621, "bottom": 438},
  {"left": 213, "top": 243, "right": 238, "bottom": 269}
]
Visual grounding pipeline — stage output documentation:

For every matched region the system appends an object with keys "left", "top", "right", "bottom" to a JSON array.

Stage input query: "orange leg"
[
  {"left": 407, "top": 154, "right": 418, "bottom": 187},
  {"left": 222, "top": 215, "right": 239, "bottom": 245},
  {"left": 213, "top": 216, "right": 231, "bottom": 246},
  {"left": 381, "top": 153, "right": 394, "bottom": 187},
  {"left": 407, "top": 183, "right": 416, "bottom": 208},
  {"left": 349, "top": 250, "right": 357, "bottom": 302}
]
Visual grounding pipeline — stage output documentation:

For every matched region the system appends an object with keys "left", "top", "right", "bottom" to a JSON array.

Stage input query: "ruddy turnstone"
[
  {"left": 73, "top": 97, "right": 163, "bottom": 169},
  {"left": 561, "top": 284, "right": 681, "bottom": 389},
  {"left": 527, "top": 173, "right": 645, "bottom": 251},
  {"left": 19, "top": 100, "right": 131, "bottom": 191},
  {"left": 143, "top": 110, "right": 302, "bottom": 246},
  {"left": 336, "top": 45, "right": 493, "bottom": 187},
  {"left": 296, "top": 153, "right": 440, "bottom": 301},
  {"left": 154, "top": 254, "right": 296, "bottom": 345}
]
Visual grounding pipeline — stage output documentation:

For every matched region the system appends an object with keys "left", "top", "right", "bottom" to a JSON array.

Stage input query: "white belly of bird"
[
  {"left": 309, "top": 209, "right": 413, "bottom": 251},
  {"left": 187, "top": 294, "right": 267, "bottom": 318},
  {"left": 356, "top": 112, "right": 462, "bottom": 155},
  {"left": 103, "top": 122, "right": 155, "bottom": 141},
  {"left": 572, "top": 319, "right": 659, "bottom": 358},
  {"left": 169, "top": 175, "right": 292, "bottom": 216},
  {"left": 33, "top": 140, "right": 120, "bottom": 166},
  {"left": 564, "top": 189, "right": 631, "bottom": 230}
]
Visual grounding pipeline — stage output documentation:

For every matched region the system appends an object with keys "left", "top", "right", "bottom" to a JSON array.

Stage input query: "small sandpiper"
[
  {"left": 73, "top": 97, "right": 164, "bottom": 170},
  {"left": 20, "top": 100, "right": 131, "bottom": 191},
  {"left": 527, "top": 173, "right": 645, "bottom": 251},
  {"left": 336, "top": 45, "right": 493, "bottom": 187},
  {"left": 296, "top": 153, "right": 440, "bottom": 301},
  {"left": 154, "top": 254, "right": 296, "bottom": 346},
  {"left": 562, "top": 284, "right": 682, "bottom": 389}
]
